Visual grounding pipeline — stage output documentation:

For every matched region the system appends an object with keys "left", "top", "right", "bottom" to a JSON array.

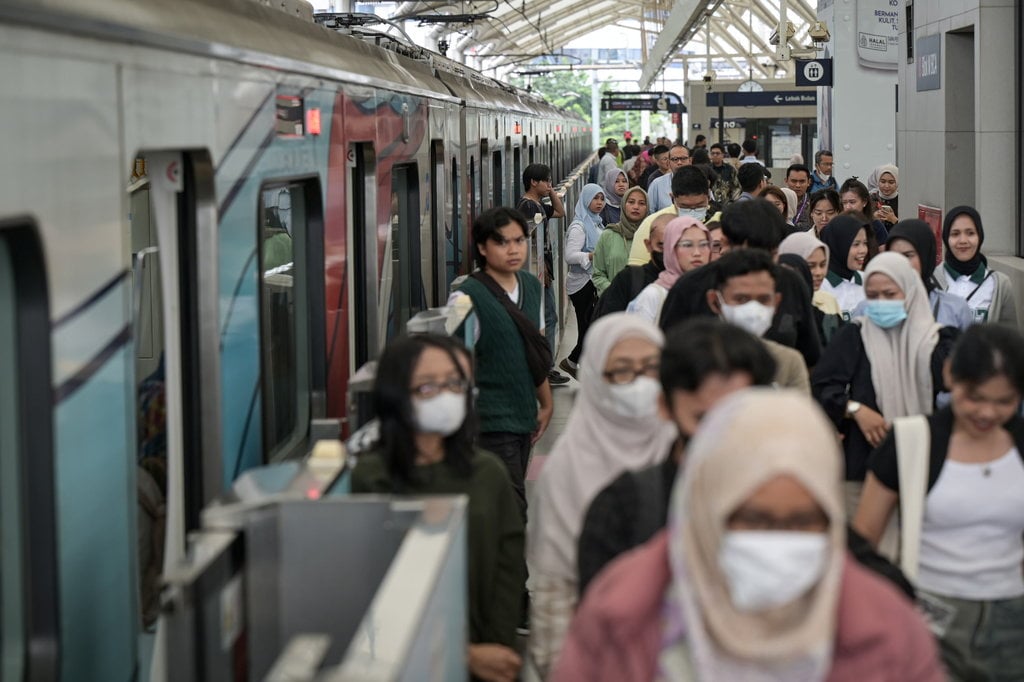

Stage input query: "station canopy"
[{"left": 378, "top": 0, "right": 821, "bottom": 87}]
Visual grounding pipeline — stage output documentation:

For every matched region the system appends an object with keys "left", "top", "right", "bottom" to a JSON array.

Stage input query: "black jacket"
[
  {"left": 658, "top": 261, "right": 822, "bottom": 367},
  {"left": 811, "top": 322, "right": 959, "bottom": 481},
  {"left": 592, "top": 261, "right": 661, "bottom": 320}
]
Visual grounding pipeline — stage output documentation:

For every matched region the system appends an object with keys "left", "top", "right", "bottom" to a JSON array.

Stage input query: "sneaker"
[
  {"left": 547, "top": 369, "right": 570, "bottom": 386},
  {"left": 558, "top": 358, "right": 578, "bottom": 380}
]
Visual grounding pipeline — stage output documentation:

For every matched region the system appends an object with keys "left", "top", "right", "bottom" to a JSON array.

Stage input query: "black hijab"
[
  {"left": 820, "top": 215, "right": 864, "bottom": 280},
  {"left": 886, "top": 219, "right": 938, "bottom": 291},
  {"left": 942, "top": 205, "right": 985, "bottom": 277}
]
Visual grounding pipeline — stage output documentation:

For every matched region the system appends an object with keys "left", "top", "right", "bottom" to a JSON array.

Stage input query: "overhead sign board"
[
  {"left": 601, "top": 97, "right": 685, "bottom": 113},
  {"left": 795, "top": 58, "right": 833, "bottom": 87},
  {"left": 916, "top": 34, "right": 941, "bottom": 91},
  {"left": 704, "top": 91, "right": 817, "bottom": 107}
]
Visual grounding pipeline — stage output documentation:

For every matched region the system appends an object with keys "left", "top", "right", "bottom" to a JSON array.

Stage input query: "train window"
[
  {"left": 528, "top": 144, "right": 534, "bottom": 165},
  {"left": 0, "top": 222, "right": 58, "bottom": 678},
  {"left": 479, "top": 140, "right": 489, "bottom": 208},
  {"left": 258, "top": 180, "right": 316, "bottom": 461},
  {"left": 450, "top": 157, "right": 462, "bottom": 283},
  {"left": 492, "top": 150, "right": 503, "bottom": 206},
  {"left": 387, "top": 164, "right": 424, "bottom": 338}
]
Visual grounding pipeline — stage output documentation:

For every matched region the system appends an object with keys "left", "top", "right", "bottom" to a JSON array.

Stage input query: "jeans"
[
  {"left": 544, "top": 283, "right": 558, "bottom": 364},
  {"left": 926, "top": 591, "right": 1024, "bottom": 681},
  {"left": 568, "top": 281, "right": 597, "bottom": 364},
  {"left": 477, "top": 431, "right": 532, "bottom": 522}
]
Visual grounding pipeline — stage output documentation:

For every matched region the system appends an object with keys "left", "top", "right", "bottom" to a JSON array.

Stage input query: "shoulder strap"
[
  {"left": 894, "top": 415, "right": 930, "bottom": 582},
  {"left": 469, "top": 271, "right": 551, "bottom": 385},
  {"left": 965, "top": 270, "right": 995, "bottom": 302}
]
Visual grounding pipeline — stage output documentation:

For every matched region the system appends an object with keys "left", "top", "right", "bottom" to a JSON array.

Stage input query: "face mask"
[
  {"left": 865, "top": 299, "right": 907, "bottom": 329},
  {"left": 818, "top": 172, "right": 831, "bottom": 182},
  {"left": 719, "top": 531, "right": 830, "bottom": 612},
  {"left": 603, "top": 376, "right": 661, "bottom": 419},
  {"left": 650, "top": 250, "right": 665, "bottom": 270},
  {"left": 718, "top": 294, "right": 775, "bottom": 337},
  {"left": 677, "top": 207, "right": 707, "bottom": 221},
  {"left": 414, "top": 392, "right": 467, "bottom": 436}
]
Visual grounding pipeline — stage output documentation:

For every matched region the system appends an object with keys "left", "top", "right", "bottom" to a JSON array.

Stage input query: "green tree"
[{"left": 510, "top": 71, "right": 673, "bottom": 142}]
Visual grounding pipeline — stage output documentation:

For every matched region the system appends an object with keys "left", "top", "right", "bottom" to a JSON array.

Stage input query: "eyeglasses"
[
  {"left": 677, "top": 240, "right": 711, "bottom": 250},
  {"left": 670, "top": 156, "right": 690, "bottom": 163},
  {"left": 603, "top": 362, "right": 660, "bottom": 385},
  {"left": 711, "top": 241, "right": 723, "bottom": 254},
  {"left": 411, "top": 378, "right": 470, "bottom": 398}
]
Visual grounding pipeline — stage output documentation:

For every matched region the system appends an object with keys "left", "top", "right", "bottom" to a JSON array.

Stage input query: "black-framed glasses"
[
  {"left": 411, "top": 378, "right": 470, "bottom": 398},
  {"left": 602, "top": 362, "right": 660, "bottom": 385}
]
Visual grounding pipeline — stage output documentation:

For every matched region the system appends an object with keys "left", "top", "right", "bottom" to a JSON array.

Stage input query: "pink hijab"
[{"left": 656, "top": 217, "right": 710, "bottom": 290}]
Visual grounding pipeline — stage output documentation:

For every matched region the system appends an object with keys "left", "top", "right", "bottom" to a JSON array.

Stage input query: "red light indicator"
[
  {"left": 556, "top": 125, "right": 562, "bottom": 133},
  {"left": 306, "top": 108, "right": 322, "bottom": 136},
  {"left": 306, "top": 487, "right": 322, "bottom": 500},
  {"left": 514, "top": 121, "right": 522, "bottom": 134}
]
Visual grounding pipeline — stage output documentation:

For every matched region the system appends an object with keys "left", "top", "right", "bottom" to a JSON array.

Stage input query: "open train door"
[{"left": 128, "top": 151, "right": 222, "bottom": 681}]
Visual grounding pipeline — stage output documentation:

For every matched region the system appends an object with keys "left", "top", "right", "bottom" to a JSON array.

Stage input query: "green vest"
[{"left": 458, "top": 272, "right": 541, "bottom": 434}]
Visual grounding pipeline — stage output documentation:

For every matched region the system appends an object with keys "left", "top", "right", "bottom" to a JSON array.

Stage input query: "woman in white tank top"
[{"left": 854, "top": 324, "right": 1024, "bottom": 680}]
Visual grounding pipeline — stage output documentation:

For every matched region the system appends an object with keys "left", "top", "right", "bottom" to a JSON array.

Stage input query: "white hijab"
[
  {"left": 858, "top": 252, "right": 941, "bottom": 419},
  {"left": 527, "top": 313, "right": 677, "bottom": 580},
  {"left": 660, "top": 389, "right": 845, "bottom": 682}
]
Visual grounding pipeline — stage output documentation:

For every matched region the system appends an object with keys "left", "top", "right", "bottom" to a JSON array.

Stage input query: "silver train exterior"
[{"left": 0, "top": 0, "right": 590, "bottom": 678}]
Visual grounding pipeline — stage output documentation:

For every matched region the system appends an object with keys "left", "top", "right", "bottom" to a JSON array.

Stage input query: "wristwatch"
[{"left": 846, "top": 400, "right": 862, "bottom": 418}]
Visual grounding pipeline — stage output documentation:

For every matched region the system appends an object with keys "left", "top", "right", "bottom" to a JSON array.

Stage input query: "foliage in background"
[{"left": 509, "top": 70, "right": 673, "bottom": 143}]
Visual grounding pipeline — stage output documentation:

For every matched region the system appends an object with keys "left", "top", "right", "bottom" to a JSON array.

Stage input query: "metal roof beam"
[{"left": 638, "top": 0, "right": 719, "bottom": 90}]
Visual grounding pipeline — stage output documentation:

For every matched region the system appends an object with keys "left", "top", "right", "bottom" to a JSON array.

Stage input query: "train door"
[
  {"left": 349, "top": 143, "right": 378, "bottom": 369},
  {"left": 492, "top": 144, "right": 503, "bottom": 206},
  {"left": 513, "top": 142, "right": 522, "bottom": 205},
  {"left": 430, "top": 140, "right": 446, "bottom": 303},
  {"left": 129, "top": 152, "right": 221, "bottom": 679},
  {"left": 450, "top": 155, "right": 463, "bottom": 282},
  {"left": 0, "top": 221, "right": 59, "bottom": 681}
]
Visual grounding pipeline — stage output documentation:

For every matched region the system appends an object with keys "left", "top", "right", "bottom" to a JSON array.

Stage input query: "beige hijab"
[
  {"left": 528, "top": 313, "right": 677, "bottom": 580},
  {"left": 778, "top": 231, "right": 842, "bottom": 315},
  {"left": 858, "top": 252, "right": 941, "bottom": 419},
  {"left": 661, "top": 389, "right": 845, "bottom": 681}
]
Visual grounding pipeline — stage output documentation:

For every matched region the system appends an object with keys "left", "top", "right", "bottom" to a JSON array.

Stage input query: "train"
[{"left": 0, "top": 0, "right": 590, "bottom": 678}]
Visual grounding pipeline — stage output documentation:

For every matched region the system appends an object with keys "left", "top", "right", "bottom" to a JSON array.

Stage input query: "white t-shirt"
[
  {"left": 917, "top": 447, "right": 1024, "bottom": 600},
  {"left": 626, "top": 282, "right": 669, "bottom": 324}
]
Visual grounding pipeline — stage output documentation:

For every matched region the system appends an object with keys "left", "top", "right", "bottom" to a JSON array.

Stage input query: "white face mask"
[
  {"left": 818, "top": 173, "right": 831, "bottom": 182},
  {"left": 413, "top": 392, "right": 467, "bottom": 436},
  {"left": 603, "top": 376, "right": 661, "bottom": 419},
  {"left": 677, "top": 207, "right": 707, "bottom": 221},
  {"left": 719, "top": 530, "right": 830, "bottom": 612},
  {"left": 717, "top": 294, "right": 775, "bottom": 338}
]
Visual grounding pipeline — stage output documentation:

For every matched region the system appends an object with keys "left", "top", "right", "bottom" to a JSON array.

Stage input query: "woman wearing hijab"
[
  {"left": 778, "top": 230, "right": 843, "bottom": 344},
  {"left": 852, "top": 220, "right": 973, "bottom": 331},
  {"left": 599, "top": 168, "right": 628, "bottom": 225},
  {"left": 626, "top": 217, "right": 710, "bottom": 324},
  {"left": 933, "top": 205, "right": 1019, "bottom": 327},
  {"left": 866, "top": 164, "right": 899, "bottom": 225},
  {"left": 560, "top": 183, "right": 605, "bottom": 378},
  {"left": 817, "top": 215, "right": 869, "bottom": 321},
  {"left": 552, "top": 390, "right": 944, "bottom": 682},
  {"left": 812, "top": 253, "right": 958, "bottom": 518},
  {"left": 592, "top": 186, "right": 648, "bottom": 294},
  {"left": 528, "top": 314, "right": 678, "bottom": 677},
  {"left": 780, "top": 186, "right": 799, "bottom": 224}
]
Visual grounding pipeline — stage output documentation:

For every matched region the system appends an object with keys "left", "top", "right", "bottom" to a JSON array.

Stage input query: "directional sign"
[
  {"left": 601, "top": 97, "right": 684, "bottom": 113},
  {"left": 795, "top": 58, "right": 833, "bottom": 87},
  {"left": 704, "top": 91, "right": 817, "bottom": 108}
]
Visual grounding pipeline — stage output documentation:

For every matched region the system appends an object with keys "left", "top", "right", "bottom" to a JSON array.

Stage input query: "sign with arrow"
[{"left": 704, "top": 91, "right": 818, "bottom": 107}]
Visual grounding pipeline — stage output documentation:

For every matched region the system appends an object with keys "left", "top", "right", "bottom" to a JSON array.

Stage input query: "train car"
[{"left": 0, "top": 0, "right": 587, "bottom": 678}]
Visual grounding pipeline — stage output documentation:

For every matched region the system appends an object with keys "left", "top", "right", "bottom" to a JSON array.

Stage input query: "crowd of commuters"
[{"left": 346, "top": 139, "right": 1024, "bottom": 681}]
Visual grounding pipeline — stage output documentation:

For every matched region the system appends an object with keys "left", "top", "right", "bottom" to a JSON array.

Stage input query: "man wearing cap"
[{"left": 597, "top": 138, "right": 620, "bottom": 179}]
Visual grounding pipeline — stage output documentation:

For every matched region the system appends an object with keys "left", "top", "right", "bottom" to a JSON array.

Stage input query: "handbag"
[{"left": 470, "top": 271, "right": 552, "bottom": 387}]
